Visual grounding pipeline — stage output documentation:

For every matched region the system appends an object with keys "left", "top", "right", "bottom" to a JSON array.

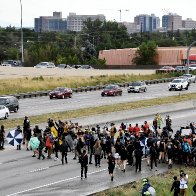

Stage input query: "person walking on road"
[
  {"left": 93, "top": 140, "right": 102, "bottom": 167},
  {"left": 134, "top": 147, "right": 143, "bottom": 173},
  {"left": 45, "top": 132, "right": 53, "bottom": 159},
  {"left": 107, "top": 152, "right": 115, "bottom": 181},
  {"left": 16, "top": 125, "right": 22, "bottom": 150},
  {"left": 149, "top": 142, "right": 158, "bottom": 171},
  {"left": 37, "top": 135, "right": 45, "bottom": 160},
  {"left": 120, "top": 145, "right": 127, "bottom": 172},
  {"left": 0, "top": 125, "right": 5, "bottom": 150},
  {"left": 79, "top": 149, "right": 88, "bottom": 179},
  {"left": 23, "top": 116, "right": 30, "bottom": 145},
  {"left": 60, "top": 139, "right": 68, "bottom": 165}
]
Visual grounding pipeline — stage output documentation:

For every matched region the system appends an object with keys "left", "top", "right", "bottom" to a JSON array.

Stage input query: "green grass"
[
  {"left": 0, "top": 73, "right": 179, "bottom": 95},
  {"left": 95, "top": 167, "right": 196, "bottom": 196},
  {"left": 1, "top": 92, "right": 196, "bottom": 129}
]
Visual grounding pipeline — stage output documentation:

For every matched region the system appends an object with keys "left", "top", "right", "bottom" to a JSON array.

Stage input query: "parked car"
[
  {"left": 49, "top": 87, "right": 72, "bottom": 99},
  {"left": 127, "top": 81, "right": 147, "bottom": 93},
  {"left": 168, "top": 78, "right": 189, "bottom": 91},
  {"left": 0, "top": 96, "right": 19, "bottom": 112},
  {"left": 181, "top": 74, "right": 196, "bottom": 83},
  {"left": 188, "top": 64, "right": 196, "bottom": 71},
  {"left": 159, "top": 66, "right": 175, "bottom": 71},
  {"left": 175, "top": 66, "right": 186, "bottom": 71},
  {"left": 80, "top": 65, "right": 94, "bottom": 69},
  {"left": 57, "top": 64, "right": 72, "bottom": 69},
  {"left": 178, "top": 76, "right": 190, "bottom": 85},
  {"left": 1, "top": 60, "right": 21, "bottom": 67},
  {"left": 34, "top": 62, "right": 56, "bottom": 68},
  {"left": 101, "top": 85, "right": 122, "bottom": 97},
  {"left": 0, "top": 105, "right": 9, "bottom": 119}
]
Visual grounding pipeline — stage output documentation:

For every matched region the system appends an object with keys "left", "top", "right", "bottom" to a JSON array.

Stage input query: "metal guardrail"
[{"left": 4, "top": 78, "right": 174, "bottom": 99}]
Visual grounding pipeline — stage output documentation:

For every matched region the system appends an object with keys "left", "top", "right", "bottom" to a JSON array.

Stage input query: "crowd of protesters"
[{"left": 0, "top": 114, "right": 196, "bottom": 195}]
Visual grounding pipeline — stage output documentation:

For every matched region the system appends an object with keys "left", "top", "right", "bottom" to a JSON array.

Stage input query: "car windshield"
[
  {"left": 39, "top": 62, "right": 48, "bottom": 66},
  {"left": 183, "top": 74, "right": 190, "bottom": 78},
  {"left": 190, "top": 65, "right": 196, "bottom": 67},
  {"left": 172, "top": 79, "right": 182, "bottom": 83},
  {"left": 105, "top": 85, "right": 116, "bottom": 90},
  {"left": 131, "top": 82, "right": 142, "bottom": 86},
  {"left": 0, "top": 99, "right": 6, "bottom": 105},
  {"left": 55, "top": 88, "right": 65, "bottom": 92}
]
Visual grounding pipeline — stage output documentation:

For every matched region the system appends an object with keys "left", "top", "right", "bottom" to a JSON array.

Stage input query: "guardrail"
[{"left": 3, "top": 78, "right": 174, "bottom": 99}]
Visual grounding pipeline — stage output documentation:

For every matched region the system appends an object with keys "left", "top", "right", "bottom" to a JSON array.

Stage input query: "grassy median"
[
  {"left": 1, "top": 92, "right": 196, "bottom": 129},
  {"left": 94, "top": 167, "right": 196, "bottom": 196},
  {"left": 0, "top": 73, "right": 179, "bottom": 95}
]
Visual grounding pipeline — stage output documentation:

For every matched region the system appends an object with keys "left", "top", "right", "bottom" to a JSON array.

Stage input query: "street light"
[{"left": 19, "top": 0, "right": 24, "bottom": 65}]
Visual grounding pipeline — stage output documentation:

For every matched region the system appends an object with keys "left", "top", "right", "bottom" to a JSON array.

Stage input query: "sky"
[{"left": 0, "top": 0, "right": 196, "bottom": 27}]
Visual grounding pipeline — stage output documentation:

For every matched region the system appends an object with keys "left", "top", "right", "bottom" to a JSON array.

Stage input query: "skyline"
[{"left": 0, "top": 0, "right": 196, "bottom": 27}]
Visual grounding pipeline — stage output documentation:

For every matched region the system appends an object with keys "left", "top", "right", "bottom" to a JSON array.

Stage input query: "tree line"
[{"left": 0, "top": 20, "right": 196, "bottom": 67}]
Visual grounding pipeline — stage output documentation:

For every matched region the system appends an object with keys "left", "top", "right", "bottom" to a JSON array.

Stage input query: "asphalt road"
[
  {"left": 8, "top": 82, "right": 196, "bottom": 119},
  {"left": 1, "top": 109, "right": 195, "bottom": 196}
]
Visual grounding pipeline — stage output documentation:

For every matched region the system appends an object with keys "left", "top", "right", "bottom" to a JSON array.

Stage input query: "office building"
[
  {"left": 67, "top": 13, "right": 105, "bottom": 32},
  {"left": 34, "top": 12, "right": 67, "bottom": 32},
  {"left": 134, "top": 14, "right": 160, "bottom": 32},
  {"left": 121, "top": 22, "right": 140, "bottom": 34},
  {"left": 182, "top": 18, "right": 196, "bottom": 29}
]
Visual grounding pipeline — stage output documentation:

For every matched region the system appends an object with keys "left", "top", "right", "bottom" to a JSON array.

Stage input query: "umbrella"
[
  {"left": 29, "top": 137, "right": 40, "bottom": 150},
  {"left": 7, "top": 130, "right": 23, "bottom": 146}
]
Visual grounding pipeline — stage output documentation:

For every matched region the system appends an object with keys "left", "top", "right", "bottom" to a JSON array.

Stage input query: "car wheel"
[
  {"left": 185, "top": 85, "right": 189, "bottom": 90},
  {"left": 169, "top": 88, "right": 172, "bottom": 91},
  {"left": 4, "top": 113, "right": 8, "bottom": 119},
  {"left": 101, "top": 93, "right": 104, "bottom": 97},
  {"left": 144, "top": 87, "right": 147, "bottom": 92},
  {"left": 50, "top": 96, "right": 53, "bottom": 99},
  {"left": 180, "top": 85, "right": 183, "bottom": 91},
  {"left": 14, "top": 107, "right": 18, "bottom": 113},
  {"left": 62, "top": 95, "right": 65, "bottom": 99},
  {"left": 69, "top": 94, "right": 72, "bottom": 98}
]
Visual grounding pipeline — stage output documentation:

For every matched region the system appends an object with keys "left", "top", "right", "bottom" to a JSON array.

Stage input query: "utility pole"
[
  {"left": 140, "top": 22, "right": 143, "bottom": 44},
  {"left": 19, "top": 0, "right": 24, "bottom": 66},
  {"left": 117, "top": 9, "right": 129, "bottom": 22}
]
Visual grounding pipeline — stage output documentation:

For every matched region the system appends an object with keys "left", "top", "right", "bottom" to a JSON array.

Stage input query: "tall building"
[
  {"left": 134, "top": 14, "right": 160, "bottom": 32},
  {"left": 162, "top": 13, "right": 182, "bottom": 31},
  {"left": 182, "top": 18, "right": 196, "bottom": 29},
  {"left": 34, "top": 12, "right": 67, "bottom": 32},
  {"left": 121, "top": 22, "right": 140, "bottom": 34},
  {"left": 67, "top": 13, "right": 105, "bottom": 32}
]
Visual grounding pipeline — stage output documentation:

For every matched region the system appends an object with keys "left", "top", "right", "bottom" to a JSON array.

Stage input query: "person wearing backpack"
[
  {"left": 182, "top": 140, "right": 191, "bottom": 165},
  {"left": 141, "top": 178, "right": 156, "bottom": 196}
]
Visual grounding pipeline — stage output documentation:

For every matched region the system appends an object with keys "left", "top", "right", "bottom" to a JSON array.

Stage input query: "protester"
[
  {"left": 149, "top": 142, "right": 158, "bottom": 171},
  {"left": 93, "top": 140, "right": 102, "bottom": 167},
  {"left": 60, "top": 139, "right": 68, "bottom": 165},
  {"left": 134, "top": 146, "right": 143, "bottom": 173},
  {"left": 119, "top": 145, "right": 127, "bottom": 172},
  {"left": 107, "top": 152, "right": 115, "bottom": 181},
  {"left": 45, "top": 132, "right": 53, "bottom": 159},
  {"left": 171, "top": 176, "right": 180, "bottom": 196},
  {"left": 23, "top": 116, "right": 30, "bottom": 145},
  {"left": 16, "top": 125, "right": 22, "bottom": 150},
  {"left": 79, "top": 149, "right": 88, "bottom": 179},
  {"left": 179, "top": 171, "right": 188, "bottom": 196},
  {"left": 141, "top": 178, "right": 156, "bottom": 196},
  {"left": 37, "top": 135, "right": 45, "bottom": 160},
  {"left": 0, "top": 125, "right": 5, "bottom": 150}
]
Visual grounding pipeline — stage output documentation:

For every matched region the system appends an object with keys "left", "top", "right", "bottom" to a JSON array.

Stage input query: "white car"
[
  {"left": 168, "top": 78, "right": 189, "bottom": 91},
  {"left": 34, "top": 62, "right": 56, "bottom": 68},
  {"left": 0, "top": 105, "right": 9, "bottom": 119},
  {"left": 181, "top": 74, "right": 196, "bottom": 83},
  {"left": 188, "top": 64, "right": 196, "bottom": 71},
  {"left": 127, "top": 81, "right": 147, "bottom": 93}
]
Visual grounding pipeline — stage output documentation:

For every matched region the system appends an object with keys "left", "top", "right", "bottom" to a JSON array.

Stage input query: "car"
[
  {"left": 49, "top": 87, "right": 72, "bottom": 99},
  {"left": 127, "top": 81, "right": 147, "bottom": 93},
  {"left": 159, "top": 66, "right": 175, "bottom": 71},
  {"left": 57, "top": 64, "right": 72, "bottom": 69},
  {"left": 178, "top": 76, "right": 190, "bottom": 85},
  {"left": 101, "top": 85, "right": 122, "bottom": 97},
  {"left": 175, "top": 66, "right": 186, "bottom": 71},
  {"left": 188, "top": 64, "right": 196, "bottom": 71},
  {"left": 0, "top": 105, "right": 9, "bottom": 119},
  {"left": 71, "top": 65, "right": 82, "bottom": 69},
  {"left": 0, "top": 96, "right": 19, "bottom": 112},
  {"left": 168, "top": 78, "right": 189, "bottom": 91},
  {"left": 181, "top": 74, "right": 196, "bottom": 83},
  {"left": 80, "top": 65, "right": 94, "bottom": 69},
  {"left": 34, "top": 62, "right": 56, "bottom": 68},
  {"left": 1, "top": 60, "right": 21, "bottom": 67}
]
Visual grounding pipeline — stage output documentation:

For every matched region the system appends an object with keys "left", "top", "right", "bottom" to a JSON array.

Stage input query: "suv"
[
  {"left": 34, "top": 62, "right": 55, "bottom": 68},
  {"left": 0, "top": 96, "right": 19, "bottom": 112},
  {"left": 189, "top": 64, "right": 196, "bottom": 71},
  {"left": 168, "top": 78, "right": 189, "bottom": 91},
  {"left": 128, "top": 81, "right": 147, "bottom": 93}
]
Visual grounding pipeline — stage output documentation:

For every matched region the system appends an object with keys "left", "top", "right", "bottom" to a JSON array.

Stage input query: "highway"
[
  {"left": 8, "top": 82, "right": 196, "bottom": 119},
  {"left": 1, "top": 109, "right": 195, "bottom": 196}
]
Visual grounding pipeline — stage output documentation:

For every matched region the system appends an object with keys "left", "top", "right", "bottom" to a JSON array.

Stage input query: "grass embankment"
[
  {"left": 1, "top": 93, "right": 196, "bottom": 129},
  {"left": 94, "top": 167, "right": 196, "bottom": 196},
  {"left": 0, "top": 73, "right": 177, "bottom": 95}
]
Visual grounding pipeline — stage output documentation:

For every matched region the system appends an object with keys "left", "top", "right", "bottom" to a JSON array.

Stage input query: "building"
[
  {"left": 98, "top": 47, "right": 196, "bottom": 68},
  {"left": 182, "top": 18, "right": 196, "bottom": 29},
  {"left": 67, "top": 13, "right": 105, "bottom": 32},
  {"left": 121, "top": 22, "right": 140, "bottom": 34},
  {"left": 162, "top": 13, "right": 182, "bottom": 31},
  {"left": 34, "top": 12, "right": 67, "bottom": 32},
  {"left": 134, "top": 14, "right": 160, "bottom": 32}
]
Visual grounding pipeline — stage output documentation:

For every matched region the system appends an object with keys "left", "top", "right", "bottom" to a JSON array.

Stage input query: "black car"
[{"left": 0, "top": 96, "right": 19, "bottom": 112}]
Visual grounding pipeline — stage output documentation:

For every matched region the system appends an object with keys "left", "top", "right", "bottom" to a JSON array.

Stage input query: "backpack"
[
  {"left": 148, "top": 186, "right": 156, "bottom": 196},
  {"left": 183, "top": 142, "right": 190, "bottom": 153}
]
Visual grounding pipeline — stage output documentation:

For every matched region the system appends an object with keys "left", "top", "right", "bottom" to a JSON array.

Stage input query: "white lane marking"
[
  {"left": 6, "top": 168, "right": 107, "bottom": 196},
  {"left": 29, "top": 167, "right": 49, "bottom": 173}
]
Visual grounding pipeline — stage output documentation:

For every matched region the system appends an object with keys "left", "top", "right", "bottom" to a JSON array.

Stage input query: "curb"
[{"left": 3, "top": 78, "right": 174, "bottom": 99}]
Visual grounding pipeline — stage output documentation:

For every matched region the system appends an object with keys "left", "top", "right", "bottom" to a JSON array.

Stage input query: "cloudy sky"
[{"left": 0, "top": 0, "right": 196, "bottom": 27}]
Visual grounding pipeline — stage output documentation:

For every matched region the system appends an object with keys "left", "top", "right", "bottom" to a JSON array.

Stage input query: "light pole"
[
  {"left": 20, "top": 0, "right": 24, "bottom": 65},
  {"left": 186, "top": 41, "right": 196, "bottom": 74}
]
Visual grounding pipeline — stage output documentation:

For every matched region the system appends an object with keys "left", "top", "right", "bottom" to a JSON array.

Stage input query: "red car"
[
  {"left": 49, "top": 87, "right": 72, "bottom": 99},
  {"left": 101, "top": 85, "right": 122, "bottom": 97}
]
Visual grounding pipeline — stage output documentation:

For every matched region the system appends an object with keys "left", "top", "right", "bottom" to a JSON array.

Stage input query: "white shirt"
[{"left": 180, "top": 178, "right": 188, "bottom": 189}]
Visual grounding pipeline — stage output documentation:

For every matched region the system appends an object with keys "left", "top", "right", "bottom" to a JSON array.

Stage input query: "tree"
[{"left": 132, "top": 41, "right": 158, "bottom": 65}]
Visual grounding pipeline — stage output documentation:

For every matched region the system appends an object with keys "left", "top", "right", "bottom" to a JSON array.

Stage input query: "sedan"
[
  {"left": 0, "top": 105, "right": 9, "bottom": 119},
  {"left": 49, "top": 87, "right": 72, "bottom": 99},
  {"left": 159, "top": 66, "right": 175, "bottom": 71},
  {"left": 101, "top": 85, "right": 122, "bottom": 97},
  {"left": 128, "top": 81, "right": 147, "bottom": 93},
  {"left": 181, "top": 74, "right": 196, "bottom": 83}
]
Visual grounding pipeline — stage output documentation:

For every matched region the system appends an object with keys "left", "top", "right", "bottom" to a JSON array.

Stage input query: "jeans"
[
  {"left": 95, "top": 154, "right": 101, "bottom": 166},
  {"left": 81, "top": 166, "right": 88, "bottom": 178},
  {"left": 62, "top": 152, "right": 68, "bottom": 164}
]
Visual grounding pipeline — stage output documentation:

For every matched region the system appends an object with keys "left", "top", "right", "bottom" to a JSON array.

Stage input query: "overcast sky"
[{"left": 0, "top": 0, "right": 196, "bottom": 27}]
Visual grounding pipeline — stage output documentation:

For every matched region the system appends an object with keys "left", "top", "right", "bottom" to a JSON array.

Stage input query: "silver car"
[{"left": 127, "top": 81, "right": 147, "bottom": 93}]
